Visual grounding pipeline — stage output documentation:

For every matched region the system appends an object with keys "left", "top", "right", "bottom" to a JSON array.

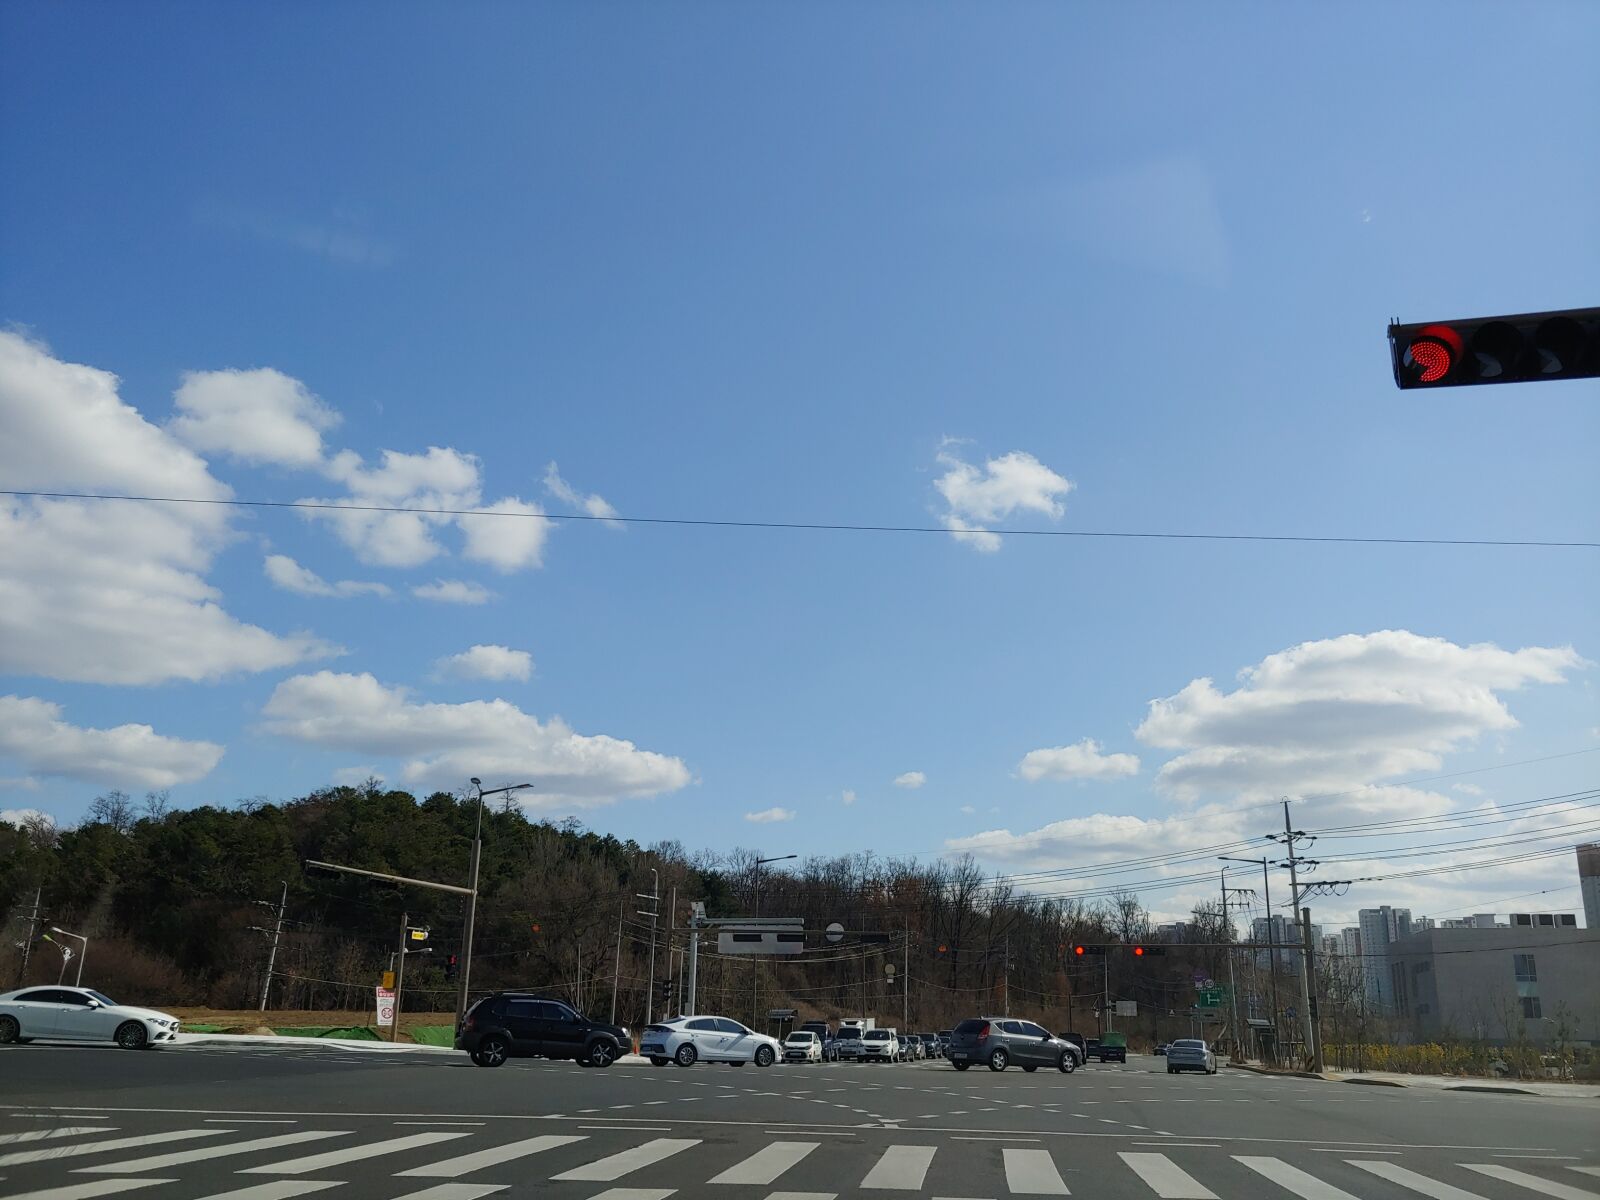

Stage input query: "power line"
[{"left": 4, "top": 489, "right": 1595, "bottom": 549}]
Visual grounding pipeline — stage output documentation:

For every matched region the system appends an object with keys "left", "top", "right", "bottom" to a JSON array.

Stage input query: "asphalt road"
[{"left": 2, "top": 1044, "right": 1596, "bottom": 1200}]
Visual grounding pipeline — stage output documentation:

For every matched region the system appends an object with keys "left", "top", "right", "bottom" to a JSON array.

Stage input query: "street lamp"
[
  {"left": 50, "top": 927, "right": 87, "bottom": 988},
  {"left": 751, "top": 854, "right": 798, "bottom": 1025},
  {"left": 455, "top": 778, "right": 533, "bottom": 1029},
  {"left": 1219, "top": 854, "right": 1281, "bottom": 1060}
]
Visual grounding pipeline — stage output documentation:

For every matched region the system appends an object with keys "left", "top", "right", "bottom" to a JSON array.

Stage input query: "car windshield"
[
  {"left": 863, "top": 1030, "right": 889, "bottom": 1041},
  {"left": 787, "top": 1032, "right": 813, "bottom": 1042}
]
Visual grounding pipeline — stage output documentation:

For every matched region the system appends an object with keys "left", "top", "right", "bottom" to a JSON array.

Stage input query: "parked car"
[
  {"left": 1085, "top": 1032, "right": 1128, "bottom": 1063},
  {"left": 947, "top": 1016, "right": 1080, "bottom": 1073},
  {"left": 783, "top": 1030, "right": 823, "bottom": 1063},
  {"left": 638, "top": 1015, "right": 782, "bottom": 1067},
  {"left": 835, "top": 1025, "right": 866, "bottom": 1060},
  {"left": 860, "top": 1027, "right": 899, "bottom": 1062},
  {"left": 1154, "top": 1042, "right": 1170, "bottom": 1056},
  {"left": 898, "top": 1034, "right": 921, "bottom": 1060},
  {"left": 1166, "top": 1038, "right": 1218, "bottom": 1075},
  {"left": 455, "top": 993, "right": 629, "bottom": 1068},
  {"left": 918, "top": 1032, "right": 940, "bottom": 1058},
  {"left": 820, "top": 1033, "right": 839, "bottom": 1061},
  {"left": 1058, "top": 1031, "right": 1088, "bottom": 1059},
  {"left": 938, "top": 1029, "right": 953, "bottom": 1055},
  {"left": 0, "top": 986, "right": 180, "bottom": 1050}
]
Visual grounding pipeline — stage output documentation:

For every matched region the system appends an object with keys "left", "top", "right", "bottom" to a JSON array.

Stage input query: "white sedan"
[
  {"left": 0, "top": 986, "right": 180, "bottom": 1050},
  {"left": 639, "top": 1015, "right": 782, "bottom": 1067},
  {"left": 783, "top": 1030, "right": 823, "bottom": 1062}
]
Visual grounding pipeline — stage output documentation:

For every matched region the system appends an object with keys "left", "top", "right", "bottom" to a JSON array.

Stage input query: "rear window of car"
[
  {"left": 954, "top": 1018, "right": 988, "bottom": 1034},
  {"left": 1173, "top": 1039, "right": 1203, "bottom": 1048}
]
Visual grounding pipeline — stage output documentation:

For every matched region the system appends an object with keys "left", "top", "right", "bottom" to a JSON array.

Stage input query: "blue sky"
[{"left": 3, "top": 1, "right": 1597, "bottom": 925}]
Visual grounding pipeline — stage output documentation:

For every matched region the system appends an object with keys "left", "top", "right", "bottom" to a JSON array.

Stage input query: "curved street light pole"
[
  {"left": 455, "top": 779, "right": 533, "bottom": 1030},
  {"left": 51, "top": 927, "right": 87, "bottom": 988}
]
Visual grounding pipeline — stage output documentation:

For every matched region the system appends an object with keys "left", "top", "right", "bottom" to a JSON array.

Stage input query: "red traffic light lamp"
[{"left": 1390, "top": 307, "right": 1600, "bottom": 388}]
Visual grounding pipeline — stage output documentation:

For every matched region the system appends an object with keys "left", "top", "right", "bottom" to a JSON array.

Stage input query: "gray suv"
[{"left": 947, "top": 1016, "right": 1081, "bottom": 1073}]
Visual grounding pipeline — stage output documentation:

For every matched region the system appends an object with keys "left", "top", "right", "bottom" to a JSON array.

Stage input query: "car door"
[
  {"left": 541, "top": 1002, "right": 588, "bottom": 1059},
  {"left": 994, "top": 1020, "right": 1031, "bottom": 1064},
  {"left": 716, "top": 1018, "right": 754, "bottom": 1061},
  {"left": 502, "top": 998, "right": 547, "bottom": 1053},
  {"left": 684, "top": 1017, "right": 726, "bottom": 1059},
  {"left": 47, "top": 990, "right": 102, "bottom": 1041},
  {"left": 1018, "top": 1021, "right": 1055, "bottom": 1065},
  {"left": 8, "top": 989, "right": 64, "bottom": 1037}
]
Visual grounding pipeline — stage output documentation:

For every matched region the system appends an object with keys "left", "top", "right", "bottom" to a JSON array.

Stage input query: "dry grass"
[{"left": 170, "top": 1007, "right": 455, "bottom": 1040}]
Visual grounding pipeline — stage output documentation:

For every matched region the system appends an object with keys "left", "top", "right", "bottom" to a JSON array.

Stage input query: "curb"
[
  {"left": 175, "top": 1033, "right": 459, "bottom": 1054},
  {"left": 1444, "top": 1085, "right": 1536, "bottom": 1096},
  {"left": 1344, "top": 1077, "right": 1408, "bottom": 1087}
]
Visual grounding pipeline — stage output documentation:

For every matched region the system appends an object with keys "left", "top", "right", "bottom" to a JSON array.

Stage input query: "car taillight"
[{"left": 976, "top": 1022, "right": 990, "bottom": 1039}]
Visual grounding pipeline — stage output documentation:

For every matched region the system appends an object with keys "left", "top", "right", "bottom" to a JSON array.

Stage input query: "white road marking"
[
  {"left": 80, "top": 1132, "right": 347, "bottom": 1174},
  {"left": 243, "top": 1133, "right": 470, "bottom": 1175},
  {"left": 859, "top": 1145, "right": 937, "bottom": 1190},
  {"left": 386, "top": 1187, "right": 506, "bottom": 1200},
  {"left": 1462, "top": 1165, "right": 1600, "bottom": 1200},
  {"left": 764, "top": 1193, "right": 836, "bottom": 1200},
  {"left": 552, "top": 1138, "right": 701, "bottom": 1182},
  {"left": 397, "top": 1134, "right": 587, "bottom": 1178},
  {"left": 709, "top": 1141, "right": 819, "bottom": 1185},
  {"left": 581, "top": 1191, "right": 674, "bottom": 1200},
  {"left": 184, "top": 1183, "right": 342, "bottom": 1200},
  {"left": 1119, "top": 1152, "right": 1219, "bottom": 1199},
  {"left": 1237, "top": 1156, "right": 1362, "bottom": 1200},
  {"left": 0, "top": 1131, "right": 230, "bottom": 1169},
  {"left": 1574, "top": 1171, "right": 1600, "bottom": 1180},
  {"left": 1349, "top": 1160, "right": 1490, "bottom": 1200},
  {"left": 0, "top": 1129, "right": 117, "bottom": 1146},
  {"left": 206, "top": 1121, "right": 295, "bottom": 1126},
  {"left": 0, "top": 1180, "right": 174, "bottom": 1200},
  {"left": 1003, "top": 1147, "right": 1070, "bottom": 1194}
]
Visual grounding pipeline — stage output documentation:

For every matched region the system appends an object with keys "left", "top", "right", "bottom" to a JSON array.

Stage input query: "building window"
[
  {"left": 1513, "top": 954, "right": 1537, "bottom": 982},
  {"left": 1520, "top": 996, "right": 1542, "bottom": 1020}
]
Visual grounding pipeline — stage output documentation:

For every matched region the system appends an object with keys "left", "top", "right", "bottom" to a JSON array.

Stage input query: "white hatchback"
[
  {"left": 783, "top": 1030, "right": 823, "bottom": 1062},
  {"left": 639, "top": 1015, "right": 783, "bottom": 1067},
  {"left": 0, "top": 986, "right": 180, "bottom": 1050}
]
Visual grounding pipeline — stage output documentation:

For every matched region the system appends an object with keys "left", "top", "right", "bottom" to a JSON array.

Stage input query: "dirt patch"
[{"left": 169, "top": 1007, "right": 454, "bottom": 1032}]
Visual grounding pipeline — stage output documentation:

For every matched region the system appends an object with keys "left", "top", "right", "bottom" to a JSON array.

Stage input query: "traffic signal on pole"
[
  {"left": 443, "top": 954, "right": 459, "bottom": 982},
  {"left": 1389, "top": 307, "right": 1600, "bottom": 389},
  {"left": 1132, "top": 945, "right": 1167, "bottom": 958},
  {"left": 656, "top": 979, "right": 672, "bottom": 1009},
  {"left": 1072, "top": 944, "right": 1106, "bottom": 957}
]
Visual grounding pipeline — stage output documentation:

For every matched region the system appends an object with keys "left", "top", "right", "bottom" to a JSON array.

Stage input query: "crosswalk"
[{"left": 1, "top": 1121, "right": 1597, "bottom": 1200}]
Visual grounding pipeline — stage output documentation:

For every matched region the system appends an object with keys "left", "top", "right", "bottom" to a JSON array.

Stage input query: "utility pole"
[
  {"left": 1278, "top": 799, "right": 1322, "bottom": 1071},
  {"left": 392, "top": 910, "right": 409, "bottom": 1044},
  {"left": 1219, "top": 854, "right": 1282, "bottom": 1061},
  {"left": 686, "top": 901, "right": 704, "bottom": 1014},
  {"left": 1002, "top": 934, "right": 1010, "bottom": 1017},
  {"left": 253, "top": 881, "right": 288, "bottom": 1011},
  {"left": 14, "top": 885, "right": 42, "bottom": 987},
  {"left": 666, "top": 886, "right": 677, "bottom": 1016},
  {"left": 1221, "top": 870, "right": 1252, "bottom": 1060},
  {"left": 456, "top": 779, "right": 533, "bottom": 1031},
  {"left": 637, "top": 869, "right": 660, "bottom": 1025},
  {"left": 609, "top": 893, "right": 624, "bottom": 1024},
  {"left": 903, "top": 924, "right": 910, "bottom": 1032}
]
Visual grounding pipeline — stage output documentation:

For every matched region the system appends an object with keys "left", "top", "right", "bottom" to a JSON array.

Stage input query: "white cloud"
[
  {"left": 0, "top": 695, "right": 224, "bottom": 788},
  {"left": 261, "top": 671, "right": 690, "bottom": 806},
  {"left": 745, "top": 807, "right": 795, "bottom": 824},
  {"left": 894, "top": 771, "right": 926, "bottom": 789},
  {"left": 933, "top": 444, "right": 1072, "bottom": 551},
  {"left": 412, "top": 580, "right": 494, "bottom": 605},
  {"left": 1452, "top": 782, "right": 1486, "bottom": 797},
  {"left": 197, "top": 200, "right": 396, "bottom": 267},
  {"left": 458, "top": 498, "right": 551, "bottom": 572},
  {"left": 1137, "top": 631, "right": 1584, "bottom": 805},
  {"left": 264, "top": 554, "right": 390, "bottom": 599},
  {"left": 545, "top": 462, "right": 621, "bottom": 525},
  {"left": 1018, "top": 738, "right": 1140, "bottom": 783},
  {"left": 0, "top": 332, "right": 339, "bottom": 685},
  {"left": 435, "top": 644, "right": 533, "bottom": 682},
  {"left": 170, "top": 368, "right": 339, "bottom": 468},
  {"left": 960, "top": 804, "right": 976, "bottom": 815},
  {"left": 331, "top": 766, "right": 384, "bottom": 786},
  {"left": 303, "top": 447, "right": 482, "bottom": 567},
  {"left": 841, "top": 789, "right": 856, "bottom": 806},
  {"left": 2, "top": 806, "right": 49, "bottom": 824}
]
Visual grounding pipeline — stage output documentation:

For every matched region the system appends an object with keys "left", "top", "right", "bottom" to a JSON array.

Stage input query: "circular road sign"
[
  {"left": 825, "top": 922, "right": 845, "bottom": 943},
  {"left": 885, "top": 962, "right": 896, "bottom": 977}
]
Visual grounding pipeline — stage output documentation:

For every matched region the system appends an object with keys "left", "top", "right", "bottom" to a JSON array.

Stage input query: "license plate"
[{"left": 951, "top": 1052, "right": 968, "bottom": 1059}]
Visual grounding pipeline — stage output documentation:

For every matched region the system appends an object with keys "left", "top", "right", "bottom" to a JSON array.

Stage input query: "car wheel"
[
  {"left": 0, "top": 1015, "right": 20, "bottom": 1045},
  {"left": 754, "top": 1045, "right": 775, "bottom": 1067},
  {"left": 1059, "top": 1051, "right": 1077, "bottom": 1073},
  {"left": 675, "top": 1042, "right": 698, "bottom": 1067},
  {"left": 650, "top": 1056, "right": 670, "bottom": 1066},
  {"left": 952, "top": 1060, "right": 971, "bottom": 1070},
  {"left": 729, "top": 1061, "right": 744, "bottom": 1067},
  {"left": 586, "top": 1039, "right": 618, "bottom": 1068},
  {"left": 474, "top": 1036, "right": 509, "bottom": 1067},
  {"left": 1022, "top": 1065, "right": 1038, "bottom": 1073},
  {"left": 115, "top": 1021, "right": 149, "bottom": 1051},
  {"left": 988, "top": 1048, "right": 1009, "bottom": 1072}
]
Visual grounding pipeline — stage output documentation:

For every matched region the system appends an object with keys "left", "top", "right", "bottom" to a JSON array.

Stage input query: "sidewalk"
[
  {"left": 1226, "top": 1059, "right": 1600, "bottom": 1098},
  {"left": 173, "top": 1031, "right": 652, "bottom": 1064}
]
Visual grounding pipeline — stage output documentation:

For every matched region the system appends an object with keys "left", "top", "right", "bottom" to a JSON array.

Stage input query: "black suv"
[{"left": 456, "top": 993, "right": 630, "bottom": 1068}]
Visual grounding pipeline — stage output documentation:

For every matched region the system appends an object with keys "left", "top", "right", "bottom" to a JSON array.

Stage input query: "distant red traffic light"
[
  {"left": 1133, "top": 945, "right": 1145, "bottom": 956},
  {"left": 1403, "top": 324, "right": 1462, "bottom": 383},
  {"left": 1074, "top": 945, "right": 1086, "bottom": 956}
]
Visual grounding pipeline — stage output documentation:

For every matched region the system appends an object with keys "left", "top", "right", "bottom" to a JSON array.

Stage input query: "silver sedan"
[{"left": 1165, "top": 1038, "right": 1217, "bottom": 1074}]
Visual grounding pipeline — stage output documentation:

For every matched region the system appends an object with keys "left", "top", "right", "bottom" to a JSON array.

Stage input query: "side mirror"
[{"left": 86, "top": 999, "right": 101, "bottom": 1009}]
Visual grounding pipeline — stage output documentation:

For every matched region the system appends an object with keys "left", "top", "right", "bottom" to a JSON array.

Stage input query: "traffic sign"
[
  {"left": 885, "top": 963, "right": 896, "bottom": 978},
  {"left": 825, "top": 922, "right": 844, "bottom": 943},
  {"left": 375, "top": 987, "right": 396, "bottom": 1027}
]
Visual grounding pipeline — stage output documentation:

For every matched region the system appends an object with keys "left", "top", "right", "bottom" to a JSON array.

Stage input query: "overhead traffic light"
[
  {"left": 1072, "top": 944, "right": 1106, "bottom": 957},
  {"left": 1389, "top": 307, "right": 1600, "bottom": 389},
  {"left": 1132, "top": 945, "right": 1167, "bottom": 958},
  {"left": 443, "top": 954, "right": 459, "bottom": 982}
]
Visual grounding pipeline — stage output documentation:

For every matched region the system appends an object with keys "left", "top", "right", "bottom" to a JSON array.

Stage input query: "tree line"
[{"left": 2, "top": 784, "right": 1242, "bottom": 1040}]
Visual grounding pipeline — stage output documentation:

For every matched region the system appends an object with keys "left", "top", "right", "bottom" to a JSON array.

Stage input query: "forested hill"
[{"left": 1, "top": 786, "right": 1229, "bottom": 1034}]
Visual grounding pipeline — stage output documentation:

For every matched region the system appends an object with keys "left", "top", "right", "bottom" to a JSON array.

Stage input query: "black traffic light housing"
[{"left": 1389, "top": 307, "right": 1600, "bottom": 388}]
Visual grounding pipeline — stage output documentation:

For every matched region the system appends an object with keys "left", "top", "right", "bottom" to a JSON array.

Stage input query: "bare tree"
[{"left": 87, "top": 790, "right": 137, "bottom": 833}]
